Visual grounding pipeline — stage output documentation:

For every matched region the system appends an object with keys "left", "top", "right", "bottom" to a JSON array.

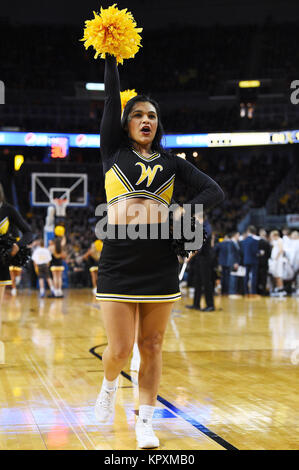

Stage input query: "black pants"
[
  {"left": 244, "top": 263, "right": 258, "bottom": 294},
  {"left": 258, "top": 264, "right": 268, "bottom": 295},
  {"left": 193, "top": 256, "right": 214, "bottom": 309},
  {"left": 221, "top": 266, "right": 230, "bottom": 294},
  {"left": 187, "top": 256, "right": 196, "bottom": 287}
]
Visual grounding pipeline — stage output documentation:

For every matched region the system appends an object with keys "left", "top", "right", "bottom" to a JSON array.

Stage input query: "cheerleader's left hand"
[{"left": 10, "top": 243, "right": 20, "bottom": 257}]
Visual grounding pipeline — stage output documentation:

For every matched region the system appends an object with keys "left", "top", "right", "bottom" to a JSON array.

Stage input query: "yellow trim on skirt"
[
  {"left": 89, "top": 267, "right": 98, "bottom": 272},
  {"left": 96, "top": 292, "right": 181, "bottom": 303}
]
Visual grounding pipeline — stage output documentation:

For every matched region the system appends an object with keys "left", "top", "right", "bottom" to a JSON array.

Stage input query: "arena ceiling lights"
[
  {"left": 239, "top": 80, "right": 261, "bottom": 88},
  {"left": 85, "top": 82, "right": 105, "bottom": 91}
]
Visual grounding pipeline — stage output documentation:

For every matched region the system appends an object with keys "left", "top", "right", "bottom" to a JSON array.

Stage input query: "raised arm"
[
  {"left": 175, "top": 157, "right": 225, "bottom": 214},
  {"left": 82, "top": 247, "right": 92, "bottom": 260},
  {"left": 100, "top": 55, "right": 123, "bottom": 167},
  {"left": 8, "top": 204, "right": 33, "bottom": 247}
]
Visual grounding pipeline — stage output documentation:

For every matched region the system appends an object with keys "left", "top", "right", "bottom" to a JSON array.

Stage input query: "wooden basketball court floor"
[{"left": 0, "top": 288, "right": 298, "bottom": 450}]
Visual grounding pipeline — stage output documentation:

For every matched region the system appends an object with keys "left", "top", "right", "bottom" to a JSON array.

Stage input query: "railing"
[{"left": 237, "top": 207, "right": 287, "bottom": 231}]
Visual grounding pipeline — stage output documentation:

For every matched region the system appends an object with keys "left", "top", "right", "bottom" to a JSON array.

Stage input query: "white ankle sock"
[
  {"left": 103, "top": 376, "right": 118, "bottom": 391},
  {"left": 139, "top": 405, "right": 155, "bottom": 422}
]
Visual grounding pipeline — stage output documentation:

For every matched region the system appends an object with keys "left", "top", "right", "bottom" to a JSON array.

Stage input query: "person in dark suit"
[
  {"left": 257, "top": 228, "right": 272, "bottom": 296},
  {"left": 228, "top": 231, "right": 242, "bottom": 295},
  {"left": 214, "top": 235, "right": 230, "bottom": 295},
  {"left": 240, "top": 225, "right": 260, "bottom": 295},
  {"left": 186, "top": 218, "right": 215, "bottom": 311}
]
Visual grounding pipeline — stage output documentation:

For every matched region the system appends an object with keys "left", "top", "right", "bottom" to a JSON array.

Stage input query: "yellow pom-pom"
[
  {"left": 81, "top": 4, "right": 143, "bottom": 64},
  {"left": 94, "top": 240, "right": 103, "bottom": 252},
  {"left": 54, "top": 225, "right": 65, "bottom": 237},
  {"left": 120, "top": 89, "right": 138, "bottom": 113}
]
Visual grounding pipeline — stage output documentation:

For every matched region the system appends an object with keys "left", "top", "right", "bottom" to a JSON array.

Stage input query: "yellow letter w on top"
[{"left": 135, "top": 162, "right": 163, "bottom": 187}]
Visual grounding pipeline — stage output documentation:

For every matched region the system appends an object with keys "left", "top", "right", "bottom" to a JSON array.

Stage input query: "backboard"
[{"left": 31, "top": 173, "right": 88, "bottom": 211}]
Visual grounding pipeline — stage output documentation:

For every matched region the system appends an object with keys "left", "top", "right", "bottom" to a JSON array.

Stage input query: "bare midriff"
[{"left": 107, "top": 198, "right": 169, "bottom": 225}]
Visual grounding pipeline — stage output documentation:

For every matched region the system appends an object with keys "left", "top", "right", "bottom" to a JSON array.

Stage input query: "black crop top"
[
  {"left": 100, "top": 55, "right": 224, "bottom": 212},
  {"left": 0, "top": 202, "right": 33, "bottom": 247}
]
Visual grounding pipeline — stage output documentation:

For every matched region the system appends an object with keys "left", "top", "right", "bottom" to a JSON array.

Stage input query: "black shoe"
[
  {"left": 200, "top": 306, "right": 215, "bottom": 312},
  {"left": 47, "top": 293, "right": 55, "bottom": 298},
  {"left": 185, "top": 305, "right": 200, "bottom": 310}
]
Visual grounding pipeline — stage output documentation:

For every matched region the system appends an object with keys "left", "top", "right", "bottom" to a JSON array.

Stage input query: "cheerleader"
[
  {"left": 49, "top": 237, "right": 66, "bottom": 298},
  {"left": 0, "top": 184, "right": 33, "bottom": 307},
  {"left": 81, "top": 240, "right": 103, "bottom": 295},
  {"left": 82, "top": 6, "right": 224, "bottom": 448},
  {"left": 9, "top": 265, "right": 22, "bottom": 296},
  {"left": 9, "top": 225, "right": 23, "bottom": 296},
  {"left": 95, "top": 58, "right": 224, "bottom": 447}
]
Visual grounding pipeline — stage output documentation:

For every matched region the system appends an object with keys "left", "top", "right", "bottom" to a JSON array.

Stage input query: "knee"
[
  {"left": 138, "top": 334, "right": 163, "bottom": 356},
  {"left": 109, "top": 343, "right": 133, "bottom": 362}
]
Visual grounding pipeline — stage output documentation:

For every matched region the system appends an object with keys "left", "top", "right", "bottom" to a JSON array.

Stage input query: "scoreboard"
[{"left": 48, "top": 136, "right": 69, "bottom": 159}]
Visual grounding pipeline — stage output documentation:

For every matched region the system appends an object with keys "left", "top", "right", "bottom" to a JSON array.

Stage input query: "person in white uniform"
[
  {"left": 268, "top": 230, "right": 286, "bottom": 296},
  {"left": 32, "top": 240, "right": 55, "bottom": 298}
]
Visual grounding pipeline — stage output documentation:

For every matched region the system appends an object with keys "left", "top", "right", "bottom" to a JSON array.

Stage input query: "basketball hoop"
[{"left": 53, "top": 198, "right": 68, "bottom": 217}]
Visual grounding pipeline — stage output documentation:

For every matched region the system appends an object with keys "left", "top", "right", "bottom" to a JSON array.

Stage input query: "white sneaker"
[
  {"left": 278, "top": 290, "right": 287, "bottom": 297},
  {"left": 135, "top": 417, "right": 159, "bottom": 449},
  {"left": 95, "top": 379, "right": 118, "bottom": 422},
  {"left": 271, "top": 289, "right": 287, "bottom": 297},
  {"left": 11, "top": 288, "right": 17, "bottom": 296},
  {"left": 92, "top": 287, "right": 97, "bottom": 295}
]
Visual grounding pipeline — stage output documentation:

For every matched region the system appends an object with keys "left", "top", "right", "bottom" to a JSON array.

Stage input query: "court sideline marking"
[{"left": 89, "top": 345, "right": 239, "bottom": 451}]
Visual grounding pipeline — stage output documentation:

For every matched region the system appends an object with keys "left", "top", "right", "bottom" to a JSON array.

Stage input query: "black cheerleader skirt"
[
  {"left": 0, "top": 260, "right": 12, "bottom": 286},
  {"left": 87, "top": 257, "right": 99, "bottom": 273},
  {"left": 96, "top": 224, "right": 181, "bottom": 303},
  {"left": 50, "top": 256, "right": 64, "bottom": 272}
]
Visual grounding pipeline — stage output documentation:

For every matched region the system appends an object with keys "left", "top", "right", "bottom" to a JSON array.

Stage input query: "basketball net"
[{"left": 53, "top": 198, "right": 68, "bottom": 217}]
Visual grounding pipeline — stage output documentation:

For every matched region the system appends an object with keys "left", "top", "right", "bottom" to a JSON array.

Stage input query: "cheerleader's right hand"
[{"left": 10, "top": 243, "right": 20, "bottom": 257}]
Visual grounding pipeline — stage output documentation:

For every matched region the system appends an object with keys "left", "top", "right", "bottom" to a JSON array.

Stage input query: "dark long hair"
[
  {"left": 55, "top": 237, "right": 62, "bottom": 254},
  {"left": 121, "top": 95, "right": 167, "bottom": 155},
  {"left": 0, "top": 184, "right": 5, "bottom": 203}
]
